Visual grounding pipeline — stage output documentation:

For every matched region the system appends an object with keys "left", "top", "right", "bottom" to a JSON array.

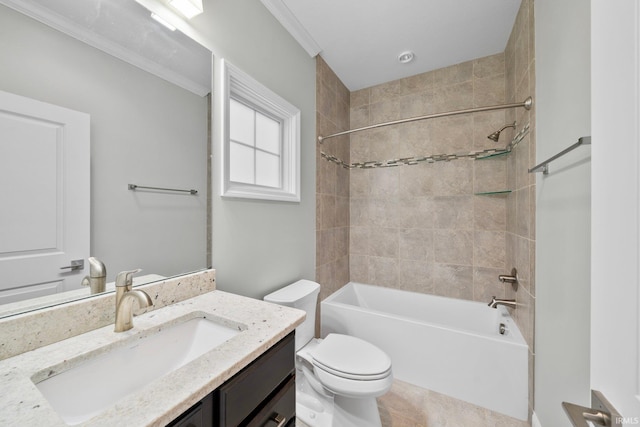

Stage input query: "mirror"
[{"left": 0, "top": 0, "right": 212, "bottom": 317}]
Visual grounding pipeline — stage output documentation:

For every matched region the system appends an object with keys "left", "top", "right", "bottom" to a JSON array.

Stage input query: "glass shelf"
[{"left": 474, "top": 190, "right": 512, "bottom": 196}]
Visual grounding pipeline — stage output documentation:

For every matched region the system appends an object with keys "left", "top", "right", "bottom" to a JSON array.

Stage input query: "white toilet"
[{"left": 264, "top": 280, "right": 393, "bottom": 427}]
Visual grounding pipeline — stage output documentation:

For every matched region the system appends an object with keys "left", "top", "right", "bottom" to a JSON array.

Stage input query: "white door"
[
  {"left": 590, "top": 1, "right": 640, "bottom": 424},
  {"left": 0, "top": 90, "right": 90, "bottom": 304}
]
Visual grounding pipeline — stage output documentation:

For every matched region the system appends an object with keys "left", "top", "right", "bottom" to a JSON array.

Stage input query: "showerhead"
[
  {"left": 487, "top": 130, "right": 502, "bottom": 142},
  {"left": 487, "top": 122, "right": 516, "bottom": 142}
]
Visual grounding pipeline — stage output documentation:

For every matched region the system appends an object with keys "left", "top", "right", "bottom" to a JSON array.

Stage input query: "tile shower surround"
[
  {"left": 316, "top": 55, "right": 351, "bottom": 305},
  {"left": 348, "top": 54, "right": 513, "bottom": 303},
  {"left": 505, "top": 0, "right": 536, "bottom": 419},
  {"left": 315, "top": 0, "right": 535, "bottom": 423}
]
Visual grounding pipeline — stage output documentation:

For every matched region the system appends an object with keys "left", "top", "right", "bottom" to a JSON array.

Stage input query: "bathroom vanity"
[
  {"left": 170, "top": 333, "right": 295, "bottom": 427},
  {"left": 0, "top": 270, "right": 304, "bottom": 426}
]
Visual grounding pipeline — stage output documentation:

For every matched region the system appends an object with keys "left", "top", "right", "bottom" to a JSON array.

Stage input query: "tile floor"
[{"left": 296, "top": 379, "right": 530, "bottom": 427}]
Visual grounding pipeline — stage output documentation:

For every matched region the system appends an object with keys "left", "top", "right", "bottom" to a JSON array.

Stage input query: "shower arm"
[{"left": 317, "top": 97, "right": 533, "bottom": 143}]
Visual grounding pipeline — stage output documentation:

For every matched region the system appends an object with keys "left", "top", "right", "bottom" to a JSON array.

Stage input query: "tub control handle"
[
  {"left": 498, "top": 268, "right": 518, "bottom": 283},
  {"left": 499, "top": 268, "right": 519, "bottom": 290}
]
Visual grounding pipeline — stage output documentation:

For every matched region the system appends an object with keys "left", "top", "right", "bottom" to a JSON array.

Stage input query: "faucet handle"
[
  {"left": 498, "top": 268, "right": 519, "bottom": 290},
  {"left": 115, "top": 269, "right": 142, "bottom": 289}
]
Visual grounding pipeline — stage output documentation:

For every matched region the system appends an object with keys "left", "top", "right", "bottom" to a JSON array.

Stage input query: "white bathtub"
[{"left": 321, "top": 282, "right": 528, "bottom": 421}]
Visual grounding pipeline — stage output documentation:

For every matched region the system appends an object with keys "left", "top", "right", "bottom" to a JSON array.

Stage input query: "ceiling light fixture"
[
  {"left": 398, "top": 51, "right": 415, "bottom": 64},
  {"left": 151, "top": 12, "right": 176, "bottom": 31},
  {"left": 169, "top": 0, "right": 204, "bottom": 19}
]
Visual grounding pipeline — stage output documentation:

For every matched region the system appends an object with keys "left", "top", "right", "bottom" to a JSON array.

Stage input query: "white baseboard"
[{"left": 532, "top": 411, "right": 542, "bottom": 427}]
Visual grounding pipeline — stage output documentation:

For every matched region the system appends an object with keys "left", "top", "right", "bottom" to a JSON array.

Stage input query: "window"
[{"left": 222, "top": 60, "right": 300, "bottom": 202}]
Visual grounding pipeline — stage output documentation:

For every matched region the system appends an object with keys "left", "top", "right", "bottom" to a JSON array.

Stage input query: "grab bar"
[
  {"left": 128, "top": 184, "right": 198, "bottom": 195},
  {"left": 529, "top": 136, "right": 591, "bottom": 174}
]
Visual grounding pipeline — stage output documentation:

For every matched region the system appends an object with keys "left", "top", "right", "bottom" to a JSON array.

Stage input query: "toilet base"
[
  {"left": 333, "top": 394, "right": 382, "bottom": 427},
  {"left": 295, "top": 370, "right": 383, "bottom": 427},
  {"left": 296, "top": 371, "right": 334, "bottom": 427}
]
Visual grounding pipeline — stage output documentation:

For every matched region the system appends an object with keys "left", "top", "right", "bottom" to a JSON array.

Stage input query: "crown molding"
[{"left": 260, "top": 0, "right": 321, "bottom": 57}]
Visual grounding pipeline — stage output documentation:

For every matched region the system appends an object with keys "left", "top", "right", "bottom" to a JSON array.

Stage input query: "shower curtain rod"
[{"left": 317, "top": 96, "right": 533, "bottom": 143}]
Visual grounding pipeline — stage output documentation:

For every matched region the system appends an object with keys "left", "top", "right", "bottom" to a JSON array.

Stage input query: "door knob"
[
  {"left": 60, "top": 259, "right": 84, "bottom": 271},
  {"left": 563, "top": 390, "right": 622, "bottom": 427},
  {"left": 582, "top": 411, "right": 611, "bottom": 426}
]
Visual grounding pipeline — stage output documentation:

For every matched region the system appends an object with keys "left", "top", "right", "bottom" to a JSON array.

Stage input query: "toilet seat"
[
  {"left": 305, "top": 334, "right": 393, "bottom": 398},
  {"left": 312, "top": 334, "right": 392, "bottom": 380},
  {"left": 313, "top": 365, "right": 393, "bottom": 398},
  {"left": 314, "top": 360, "right": 391, "bottom": 380}
]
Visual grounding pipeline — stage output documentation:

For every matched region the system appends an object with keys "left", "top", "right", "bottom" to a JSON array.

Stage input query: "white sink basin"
[{"left": 35, "top": 315, "right": 241, "bottom": 425}]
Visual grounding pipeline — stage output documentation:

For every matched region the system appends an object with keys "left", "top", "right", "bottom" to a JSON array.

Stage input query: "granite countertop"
[{"left": 0, "top": 290, "right": 305, "bottom": 426}]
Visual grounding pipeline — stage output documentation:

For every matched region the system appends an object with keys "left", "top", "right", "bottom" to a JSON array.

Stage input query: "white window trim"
[{"left": 221, "top": 59, "right": 301, "bottom": 202}]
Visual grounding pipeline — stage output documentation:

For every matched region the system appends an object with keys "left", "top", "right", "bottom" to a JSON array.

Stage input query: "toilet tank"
[{"left": 264, "top": 280, "right": 320, "bottom": 351}]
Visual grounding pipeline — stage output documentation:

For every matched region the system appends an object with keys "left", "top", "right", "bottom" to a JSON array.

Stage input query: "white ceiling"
[
  {"left": 1, "top": 0, "right": 211, "bottom": 95},
  {"left": 5, "top": 0, "right": 521, "bottom": 95},
  {"left": 262, "top": 0, "right": 522, "bottom": 91}
]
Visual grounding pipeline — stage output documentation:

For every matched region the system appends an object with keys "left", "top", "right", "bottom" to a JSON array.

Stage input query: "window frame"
[{"left": 221, "top": 60, "right": 301, "bottom": 202}]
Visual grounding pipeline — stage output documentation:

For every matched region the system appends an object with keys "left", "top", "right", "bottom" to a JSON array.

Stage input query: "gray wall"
[
  {"left": 535, "top": 0, "right": 591, "bottom": 425},
  {"left": 190, "top": 1, "right": 316, "bottom": 298},
  {"left": 0, "top": 5, "right": 208, "bottom": 279}
]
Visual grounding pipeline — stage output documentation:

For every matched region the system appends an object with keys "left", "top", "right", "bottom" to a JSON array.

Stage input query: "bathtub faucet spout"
[{"left": 488, "top": 296, "right": 517, "bottom": 309}]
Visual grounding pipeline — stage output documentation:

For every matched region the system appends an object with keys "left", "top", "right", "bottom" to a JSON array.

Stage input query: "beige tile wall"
[
  {"left": 315, "top": 57, "right": 350, "bottom": 302},
  {"left": 348, "top": 54, "right": 513, "bottom": 302},
  {"left": 505, "top": 0, "right": 536, "bottom": 419}
]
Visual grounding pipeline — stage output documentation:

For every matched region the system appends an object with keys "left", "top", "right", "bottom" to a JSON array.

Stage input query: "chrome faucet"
[
  {"left": 488, "top": 296, "right": 517, "bottom": 309},
  {"left": 81, "top": 257, "right": 107, "bottom": 294},
  {"left": 114, "top": 269, "right": 152, "bottom": 332}
]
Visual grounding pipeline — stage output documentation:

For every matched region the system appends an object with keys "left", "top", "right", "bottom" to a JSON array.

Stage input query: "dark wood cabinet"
[
  {"left": 216, "top": 332, "right": 295, "bottom": 427},
  {"left": 168, "top": 332, "right": 295, "bottom": 427},
  {"left": 244, "top": 375, "right": 295, "bottom": 427},
  {"left": 167, "top": 394, "right": 214, "bottom": 427}
]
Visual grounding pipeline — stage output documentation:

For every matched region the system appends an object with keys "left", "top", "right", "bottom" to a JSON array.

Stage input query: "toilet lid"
[{"left": 312, "top": 334, "right": 391, "bottom": 380}]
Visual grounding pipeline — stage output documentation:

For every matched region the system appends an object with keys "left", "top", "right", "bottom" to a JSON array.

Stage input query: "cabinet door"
[
  {"left": 216, "top": 333, "right": 295, "bottom": 427},
  {"left": 168, "top": 393, "right": 213, "bottom": 427}
]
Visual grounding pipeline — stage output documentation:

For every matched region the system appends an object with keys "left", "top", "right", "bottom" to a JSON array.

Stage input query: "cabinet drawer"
[
  {"left": 217, "top": 332, "right": 295, "bottom": 427},
  {"left": 246, "top": 375, "right": 295, "bottom": 427}
]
